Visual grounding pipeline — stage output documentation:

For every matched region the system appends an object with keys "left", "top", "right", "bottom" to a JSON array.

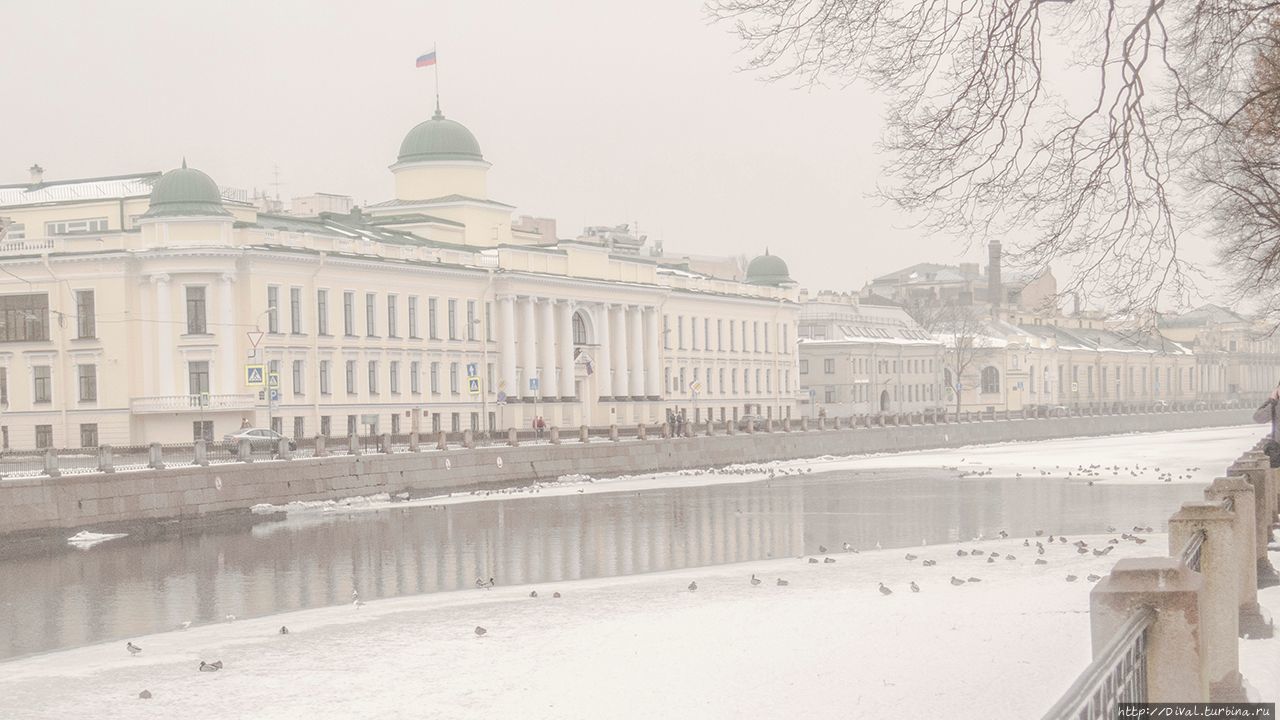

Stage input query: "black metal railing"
[{"left": 1041, "top": 606, "right": 1155, "bottom": 719}]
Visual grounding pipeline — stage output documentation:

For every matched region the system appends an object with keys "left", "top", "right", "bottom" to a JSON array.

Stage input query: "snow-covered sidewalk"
[{"left": 0, "top": 530, "right": 1201, "bottom": 720}]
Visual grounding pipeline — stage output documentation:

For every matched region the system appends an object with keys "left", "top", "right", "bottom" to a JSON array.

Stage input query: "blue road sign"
[
  {"left": 468, "top": 378, "right": 481, "bottom": 395},
  {"left": 269, "top": 389, "right": 280, "bottom": 402},
  {"left": 496, "top": 391, "right": 507, "bottom": 405},
  {"left": 466, "top": 362, "right": 478, "bottom": 377},
  {"left": 529, "top": 377, "right": 540, "bottom": 392}
]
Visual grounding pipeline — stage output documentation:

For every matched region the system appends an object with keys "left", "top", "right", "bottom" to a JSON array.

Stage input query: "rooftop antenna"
[{"left": 271, "top": 164, "right": 282, "bottom": 202}]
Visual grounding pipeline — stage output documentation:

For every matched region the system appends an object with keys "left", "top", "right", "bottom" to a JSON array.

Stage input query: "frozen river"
[{"left": 2, "top": 425, "right": 1256, "bottom": 661}]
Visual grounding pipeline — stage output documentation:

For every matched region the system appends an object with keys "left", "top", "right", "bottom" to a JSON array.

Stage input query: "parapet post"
[
  {"left": 634, "top": 424, "right": 645, "bottom": 441},
  {"left": 508, "top": 428, "right": 519, "bottom": 447},
  {"left": 379, "top": 433, "right": 393, "bottom": 454},
  {"left": 579, "top": 425, "right": 589, "bottom": 443},
  {"left": 314, "top": 435, "right": 328, "bottom": 458},
  {"left": 1203, "top": 476, "right": 1264, "bottom": 630},
  {"left": 800, "top": 417, "right": 809, "bottom": 431},
  {"left": 463, "top": 429, "right": 475, "bottom": 449},
  {"left": 1091, "top": 558, "right": 1208, "bottom": 702},
  {"left": 99, "top": 444, "right": 117, "bottom": 473},
  {"left": 436, "top": 431, "right": 447, "bottom": 451},
  {"left": 550, "top": 426, "right": 561, "bottom": 444},
  {"left": 1227, "top": 455, "right": 1280, "bottom": 587},
  {"left": 1168, "top": 503, "right": 1243, "bottom": 701},
  {"left": 347, "top": 433, "right": 359, "bottom": 456},
  {"left": 276, "top": 438, "right": 293, "bottom": 460},
  {"left": 609, "top": 424, "right": 619, "bottom": 442},
  {"left": 407, "top": 431, "right": 418, "bottom": 453},
  {"left": 148, "top": 442, "right": 165, "bottom": 470},
  {"left": 43, "top": 449, "right": 61, "bottom": 478},
  {"left": 705, "top": 420, "right": 714, "bottom": 436}
]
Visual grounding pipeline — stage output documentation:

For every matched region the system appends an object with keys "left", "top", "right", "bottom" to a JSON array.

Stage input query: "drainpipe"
[{"left": 310, "top": 251, "right": 325, "bottom": 434}]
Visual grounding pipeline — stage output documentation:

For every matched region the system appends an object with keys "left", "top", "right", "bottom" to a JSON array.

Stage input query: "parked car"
[
  {"left": 739, "top": 414, "right": 764, "bottom": 431},
  {"left": 1192, "top": 400, "right": 1208, "bottom": 410},
  {"left": 1152, "top": 400, "right": 1170, "bottom": 411},
  {"left": 1047, "top": 405, "right": 1070, "bottom": 417},
  {"left": 223, "top": 428, "right": 296, "bottom": 455}
]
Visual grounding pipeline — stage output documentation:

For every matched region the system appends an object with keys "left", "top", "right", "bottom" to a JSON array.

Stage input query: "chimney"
[
  {"left": 28, "top": 164, "right": 44, "bottom": 185},
  {"left": 987, "top": 240, "right": 1002, "bottom": 308}
]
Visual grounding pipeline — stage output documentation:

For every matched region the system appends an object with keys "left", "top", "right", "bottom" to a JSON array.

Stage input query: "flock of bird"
[{"left": 951, "top": 460, "right": 1204, "bottom": 484}]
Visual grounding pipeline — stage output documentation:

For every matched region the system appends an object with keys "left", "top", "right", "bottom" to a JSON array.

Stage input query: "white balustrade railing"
[{"left": 130, "top": 393, "right": 257, "bottom": 413}]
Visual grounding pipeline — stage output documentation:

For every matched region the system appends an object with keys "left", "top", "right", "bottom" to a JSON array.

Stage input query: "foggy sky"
[{"left": 0, "top": 1, "right": 1222, "bottom": 298}]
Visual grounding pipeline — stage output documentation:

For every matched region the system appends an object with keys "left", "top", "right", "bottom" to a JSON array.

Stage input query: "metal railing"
[
  {"left": 1180, "top": 529, "right": 1207, "bottom": 573},
  {"left": 1041, "top": 607, "right": 1156, "bottom": 720}
]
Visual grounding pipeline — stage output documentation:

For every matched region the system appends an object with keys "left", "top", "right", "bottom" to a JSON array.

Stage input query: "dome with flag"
[{"left": 397, "top": 108, "right": 484, "bottom": 164}]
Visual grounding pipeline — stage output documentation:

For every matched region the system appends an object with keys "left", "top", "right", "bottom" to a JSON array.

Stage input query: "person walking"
[
  {"left": 533, "top": 415, "right": 546, "bottom": 441},
  {"left": 1252, "top": 385, "right": 1280, "bottom": 441}
]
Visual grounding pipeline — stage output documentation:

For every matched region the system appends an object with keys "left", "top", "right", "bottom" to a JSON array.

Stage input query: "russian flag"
[{"left": 416, "top": 51, "right": 437, "bottom": 68}]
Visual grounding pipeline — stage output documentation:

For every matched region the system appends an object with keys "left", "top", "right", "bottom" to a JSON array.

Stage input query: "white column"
[
  {"left": 538, "top": 298, "right": 558, "bottom": 398},
  {"left": 219, "top": 274, "right": 235, "bottom": 395},
  {"left": 520, "top": 297, "right": 537, "bottom": 399},
  {"left": 628, "top": 305, "right": 644, "bottom": 398},
  {"left": 596, "top": 303, "right": 612, "bottom": 399},
  {"left": 558, "top": 301, "right": 575, "bottom": 399},
  {"left": 611, "top": 304, "right": 628, "bottom": 398},
  {"left": 499, "top": 295, "right": 518, "bottom": 398},
  {"left": 644, "top": 307, "right": 661, "bottom": 398},
  {"left": 153, "top": 274, "right": 175, "bottom": 396}
]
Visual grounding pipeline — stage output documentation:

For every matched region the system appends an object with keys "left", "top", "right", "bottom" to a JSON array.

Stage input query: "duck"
[
  {"left": 987, "top": 556, "right": 996, "bottom": 564},
  {"left": 998, "top": 530, "right": 1009, "bottom": 539},
  {"left": 688, "top": 581, "right": 698, "bottom": 592},
  {"left": 950, "top": 576, "right": 966, "bottom": 586},
  {"left": 818, "top": 545, "right": 828, "bottom": 553},
  {"left": 910, "top": 581, "right": 920, "bottom": 593},
  {"left": 905, "top": 553, "right": 918, "bottom": 561},
  {"left": 529, "top": 591, "right": 538, "bottom": 598},
  {"left": 842, "top": 542, "right": 854, "bottom": 552},
  {"left": 750, "top": 574, "right": 761, "bottom": 587},
  {"left": 138, "top": 690, "right": 152, "bottom": 700},
  {"left": 922, "top": 559, "right": 937, "bottom": 567},
  {"left": 474, "top": 626, "right": 487, "bottom": 637},
  {"left": 1133, "top": 537, "right": 1147, "bottom": 545},
  {"left": 279, "top": 626, "right": 289, "bottom": 635},
  {"left": 1023, "top": 539, "right": 1030, "bottom": 547},
  {"left": 1066, "top": 575, "right": 1078, "bottom": 582},
  {"left": 225, "top": 614, "right": 236, "bottom": 622},
  {"left": 808, "top": 557, "right": 819, "bottom": 564},
  {"left": 776, "top": 578, "right": 789, "bottom": 586},
  {"left": 966, "top": 577, "right": 982, "bottom": 583},
  {"left": 126, "top": 642, "right": 141, "bottom": 656},
  {"left": 956, "top": 549, "right": 969, "bottom": 557},
  {"left": 878, "top": 583, "right": 892, "bottom": 596},
  {"left": 1077, "top": 547, "right": 1089, "bottom": 555},
  {"left": 1005, "top": 555, "right": 1016, "bottom": 561},
  {"left": 1034, "top": 558, "right": 1048, "bottom": 565},
  {"left": 823, "top": 557, "right": 836, "bottom": 564},
  {"left": 553, "top": 592, "right": 562, "bottom": 598},
  {"left": 1087, "top": 574, "right": 1102, "bottom": 582},
  {"left": 1035, "top": 529, "right": 1044, "bottom": 537},
  {"left": 178, "top": 621, "right": 192, "bottom": 630},
  {"left": 198, "top": 661, "right": 223, "bottom": 672}
]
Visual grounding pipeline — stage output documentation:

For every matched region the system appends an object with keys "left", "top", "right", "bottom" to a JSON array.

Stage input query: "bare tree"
[
  {"left": 708, "top": 0, "right": 1280, "bottom": 322},
  {"left": 934, "top": 304, "right": 992, "bottom": 415}
]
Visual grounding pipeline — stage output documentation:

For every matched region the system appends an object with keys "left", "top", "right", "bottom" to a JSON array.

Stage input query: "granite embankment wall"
[{"left": 0, "top": 409, "right": 1255, "bottom": 537}]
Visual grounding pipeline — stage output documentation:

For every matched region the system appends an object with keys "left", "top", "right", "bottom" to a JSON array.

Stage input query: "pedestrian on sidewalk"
[
  {"left": 533, "top": 415, "right": 546, "bottom": 441},
  {"left": 1252, "top": 385, "right": 1280, "bottom": 441}
]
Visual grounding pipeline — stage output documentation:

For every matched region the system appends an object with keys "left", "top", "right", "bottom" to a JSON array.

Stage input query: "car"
[
  {"left": 223, "top": 428, "right": 296, "bottom": 455},
  {"left": 1192, "top": 400, "right": 1208, "bottom": 410},
  {"left": 1152, "top": 400, "right": 1170, "bottom": 411},
  {"left": 1047, "top": 405, "right": 1070, "bottom": 417},
  {"left": 738, "top": 414, "right": 764, "bottom": 431}
]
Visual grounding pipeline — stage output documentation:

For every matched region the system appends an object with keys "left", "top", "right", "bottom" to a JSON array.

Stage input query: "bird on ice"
[
  {"left": 279, "top": 626, "right": 289, "bottom": 635},
  {"left": 126, "top": 642, "right": 141, "bottom": 656},
  {"left": 553, "top": 592, "right": 562, "bottom": 598},
  {"left": 474, "top": 626, "right": 487, "bottom": 637},
  {"left": 198, "top": 661, "right": 223, "bottom": 672},
  {"left": 818, "top": 545, "right": 828, "bottom": 553},
  {"left": 842, "top": 542, "right": 854, "bottom": 552},
  {"left": 950, "top": 576, "right": 966, "bottom": 586},
  {"left": 688, "top": 581, "right": 698, "bottom": 592},
  {"left": 823, "top": 557, "right": 836, "bottom": 564},
  {"left": 910, "top": 581, "right": 920, "bottom": 593},
  {"left": 922, "top": 560, "right": 937, "bottom": 567},
  {"left": 1066, "top": 575, "right": 1078, "bottom": 582},
  {"left": 956, "top": 549, "right": 969, "bottom": 557},
  {"left": 998, "top": 530, "right": 1009, "bottom": 539},
  {"left": 750, "top": 574, "right": 761, "bottom": 586},
  {"left": 905, "top": 553, "right": 918, "bottom": 561},
  {"left": 138, "top": 690, "right": 152, "bottom": 700},
  {"left": 529, "top": 591, "right": 538, "bottom": 598},
  {"left": 776, "top": 578, "right": 789, "bottom": 586},
  {"left": 224, "top": 614, "right": 236, "bottom": 622},
  {"left": 1035, "top": 558, "right": 1048, "bottom": 565},
  {"left": 878, "top": 583, "right": 892, "bottom": 596},
  {"left": 987, "top": 556, "right": 996, "bottom": 564},
  {"left": 1087, "top": 574, "right": 1102, "bottom": 582},
  {"left": 178, "top": 621, "right": 191, "bottom": 630},
  {"left": 808, "top": 557, "right": 819, "bottom": 564}
]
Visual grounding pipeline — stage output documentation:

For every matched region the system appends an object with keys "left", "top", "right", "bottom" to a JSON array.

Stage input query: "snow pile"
[
  {"left": 250, "top": 493, "right": 391, "bottom": 515},
  {"left": 0, "top": 531, "right": 1199, "bottom": 720},
  {"left": 65, "top": 531, "right": 128, "bottom": 550}
]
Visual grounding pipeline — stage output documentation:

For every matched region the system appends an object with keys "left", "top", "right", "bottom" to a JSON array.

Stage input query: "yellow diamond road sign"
[{"left": 245, "top": 364, "right": 265, "bottom": 387}]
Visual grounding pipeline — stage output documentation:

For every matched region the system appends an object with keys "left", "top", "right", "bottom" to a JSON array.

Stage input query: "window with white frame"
[{"left": 45, "top": 217, "right": 107, "bottom": 236}]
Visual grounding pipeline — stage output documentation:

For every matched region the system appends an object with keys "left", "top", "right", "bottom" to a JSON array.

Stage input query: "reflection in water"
[{"left": 0, "top": 471, "right": 1199, "bottom": 660}]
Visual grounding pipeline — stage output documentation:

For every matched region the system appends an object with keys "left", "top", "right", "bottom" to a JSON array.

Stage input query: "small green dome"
[
  {"left": 142, "top": 160, "right": 230, "bottom": 218},
  {"left": 745, "top": 250, "right": 793, "bottom": 286},
  {"left": 397, "top": 109, "right": 484, "bottom": 163}
]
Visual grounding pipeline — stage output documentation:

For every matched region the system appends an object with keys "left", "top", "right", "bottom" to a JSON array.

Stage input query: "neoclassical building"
[{"left": 0, "top": 106, "right": 799, "bottom": 447}]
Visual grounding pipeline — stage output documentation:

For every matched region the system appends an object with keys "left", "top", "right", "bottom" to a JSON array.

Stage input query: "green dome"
[
  {"left": 142, "top": 161, "right": 230, "bottom": 218},
  {"left": 745, "top": 250, "right": 793, "bottom": 286},
  {"left": 397, "top": 109, "right": 484, "bottom": 163}
]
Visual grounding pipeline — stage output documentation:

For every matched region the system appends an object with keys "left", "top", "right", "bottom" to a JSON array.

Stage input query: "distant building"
[
  {"left": 796, "top": 291, "right": 944, "bottom": 416},
  {"left": 1158, "top": 304, "right": 1280, "bottom": 401},
  {"left": 865, "top": 241, "right": 1057, "bottom": 314},
  {"left": 290, "top": 193, "right": 354, "bottom": 217}
]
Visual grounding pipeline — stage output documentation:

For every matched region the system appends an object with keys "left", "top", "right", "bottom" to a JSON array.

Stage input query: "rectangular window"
[
  {"left": 187, "top": 361, "right": 210, "bottom": 395},
  {"left": 345, "top": 360, "right": 356, "bottom": 394},
  {"left": 319, "top": 360, "right": 331, "bottom": 395},
  {"left": 485, "top": 302, "right": 493, "bottom": 341},
  {"left": 3, "top": 223, "right": 25, "bottom": 240},
  {"left": 448, "top": 299, "right": 458, "bottom": 339},
  {"left": 704, "top": 319, "right": 711, "bottom": 351},
  {"left": 430, "top": 361, "right": 440, "bottom": 394},
  {"left": 753, "top": 322, "right": 759, "bottom": 352},
  {"left": 691, "top": 316, "right": 699, "bottom": 351},
  {"left": 33, "top": 365, "right": 52, "bottom": 403},
  {"left": 290, "top": 287, "right": 302, "bottom": 334},
  {"left": 316, "top": 289, "right": 329, "bottom": 335},
  {"left": 764, "top": 324, "right": 770, "bottom": 353},
  {"left": 411, "top": 361, "right": 421, "bottom": 394},
  {"left": 800, "top": 359, "right": 809, "bottom": 374},
  {"left": 292, "top": 359, "right": 304, "bottom": 395},
  {"left": 431, "top": 413, "right": 441, "bottom": 433},
  {"left": 293, "top": 416, "right": 305, "bottom": 440},
  {"left": 429, "top": 298, "right": 439, "bottom": 339},
  {"left": 730, "top": 322, "right": 737, "bottom": 351},
  {"left": 451, "top": 413, "right": 461, "bottom": 433},
  {"left": 35, "top": 424, "right": 53, "bottom": 449},
  {"left": 0, "top": 293, "right": 49, "bottom": 342},
  {"left": 0, "top": 367, "right": 7, "bottom": 405},
  {"left": 387, "top": 295, "right": 398, "bottom": 337},
  {"left": 368, "top": 360, "right": 379, "bottom": 395},
  {"left": 390, "top": 360, "right": 400, "bottom": 394},
  {"left": 678, "top": 316, "right": 685, "bottom": 349},
  {"left": 487, "top": 363, "right": 495, "bottom": 394},
  {"left": 75, "top": 290, "right": 96, "bottom": 339},
  {"left": 391, "top": 414, "right": 401, "bottom": 435},
  {"left": 78, "top": 363, "right": 97, "bottom": 401},
  {"left": 45, "top": 217, "right": 107, "bottom": 235},
  {"left": 347, "top": 415, "right": 357, "bottom": 436},
  {"left": 320, "top": 416, "right": 331, "bottom": 437},
  {"left": 664, "top": 315, "right": 670, "bottom": 350},
  {"left": 192, "top": 421, "right": 213, "bottom": 442},
  {"left": 467, "top": 300, "right": 477, "bottom": 340},
  {"left": 343, "top": 291, "right": 355, "bottom": 335},
  {"left": 408, "top": 296, "right": 419, "bottom": 338},
  {"left": 180, "top": 286, "right": 207, "bottom": 335},
  {"left": 824, "top": 358, "right": 835, "bottom": 374},
  {"left": 450, "top": 362, "right": 459, "bottom": 394},
  {"left": 271, "top": 417, "right": 282, "bottom": 435},
  {"left": 267, "top": 286, "right": 280, "bottom": 333},
  {"left": 365, "top": 293, "right": 377, "bottom": 336}
]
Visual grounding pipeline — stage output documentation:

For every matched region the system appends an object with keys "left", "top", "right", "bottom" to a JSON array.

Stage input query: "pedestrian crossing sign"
[
  {"left": 245, "top": 364, "right": 265, "bottom": 387},
  {"left": 468, "top": 377, "right": 481, "bottom": 396}
]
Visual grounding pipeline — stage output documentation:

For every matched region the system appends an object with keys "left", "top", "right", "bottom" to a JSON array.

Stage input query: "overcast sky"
[{"left": 0, "top": 1, "right": 1223, "bottom": 298}]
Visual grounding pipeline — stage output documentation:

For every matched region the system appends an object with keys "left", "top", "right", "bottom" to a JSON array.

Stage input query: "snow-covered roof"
[{"left": 0, "top": 173, "right": 160, "bottom": 207}]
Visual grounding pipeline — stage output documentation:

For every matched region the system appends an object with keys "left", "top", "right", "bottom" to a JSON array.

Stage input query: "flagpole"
[{"left": 434, "top": 43, "right": 440, "bottom": 112}]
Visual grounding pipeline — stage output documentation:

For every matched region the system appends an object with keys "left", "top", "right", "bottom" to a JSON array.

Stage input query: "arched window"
[
  {"left": 879, "top": 390, "right": 891, "bottom": 411},
  {"left": 944, "top": 368, "right": 953, "bottom": 390},
  {"left": 981, "top": 366, "right": 1000, "bottom": 394},
  {"left": 572, "top": 312, "right": 588, "bottom": 345},
  {"left": 1029, "top": 366, "right": 1036, "bottom": 394}
]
